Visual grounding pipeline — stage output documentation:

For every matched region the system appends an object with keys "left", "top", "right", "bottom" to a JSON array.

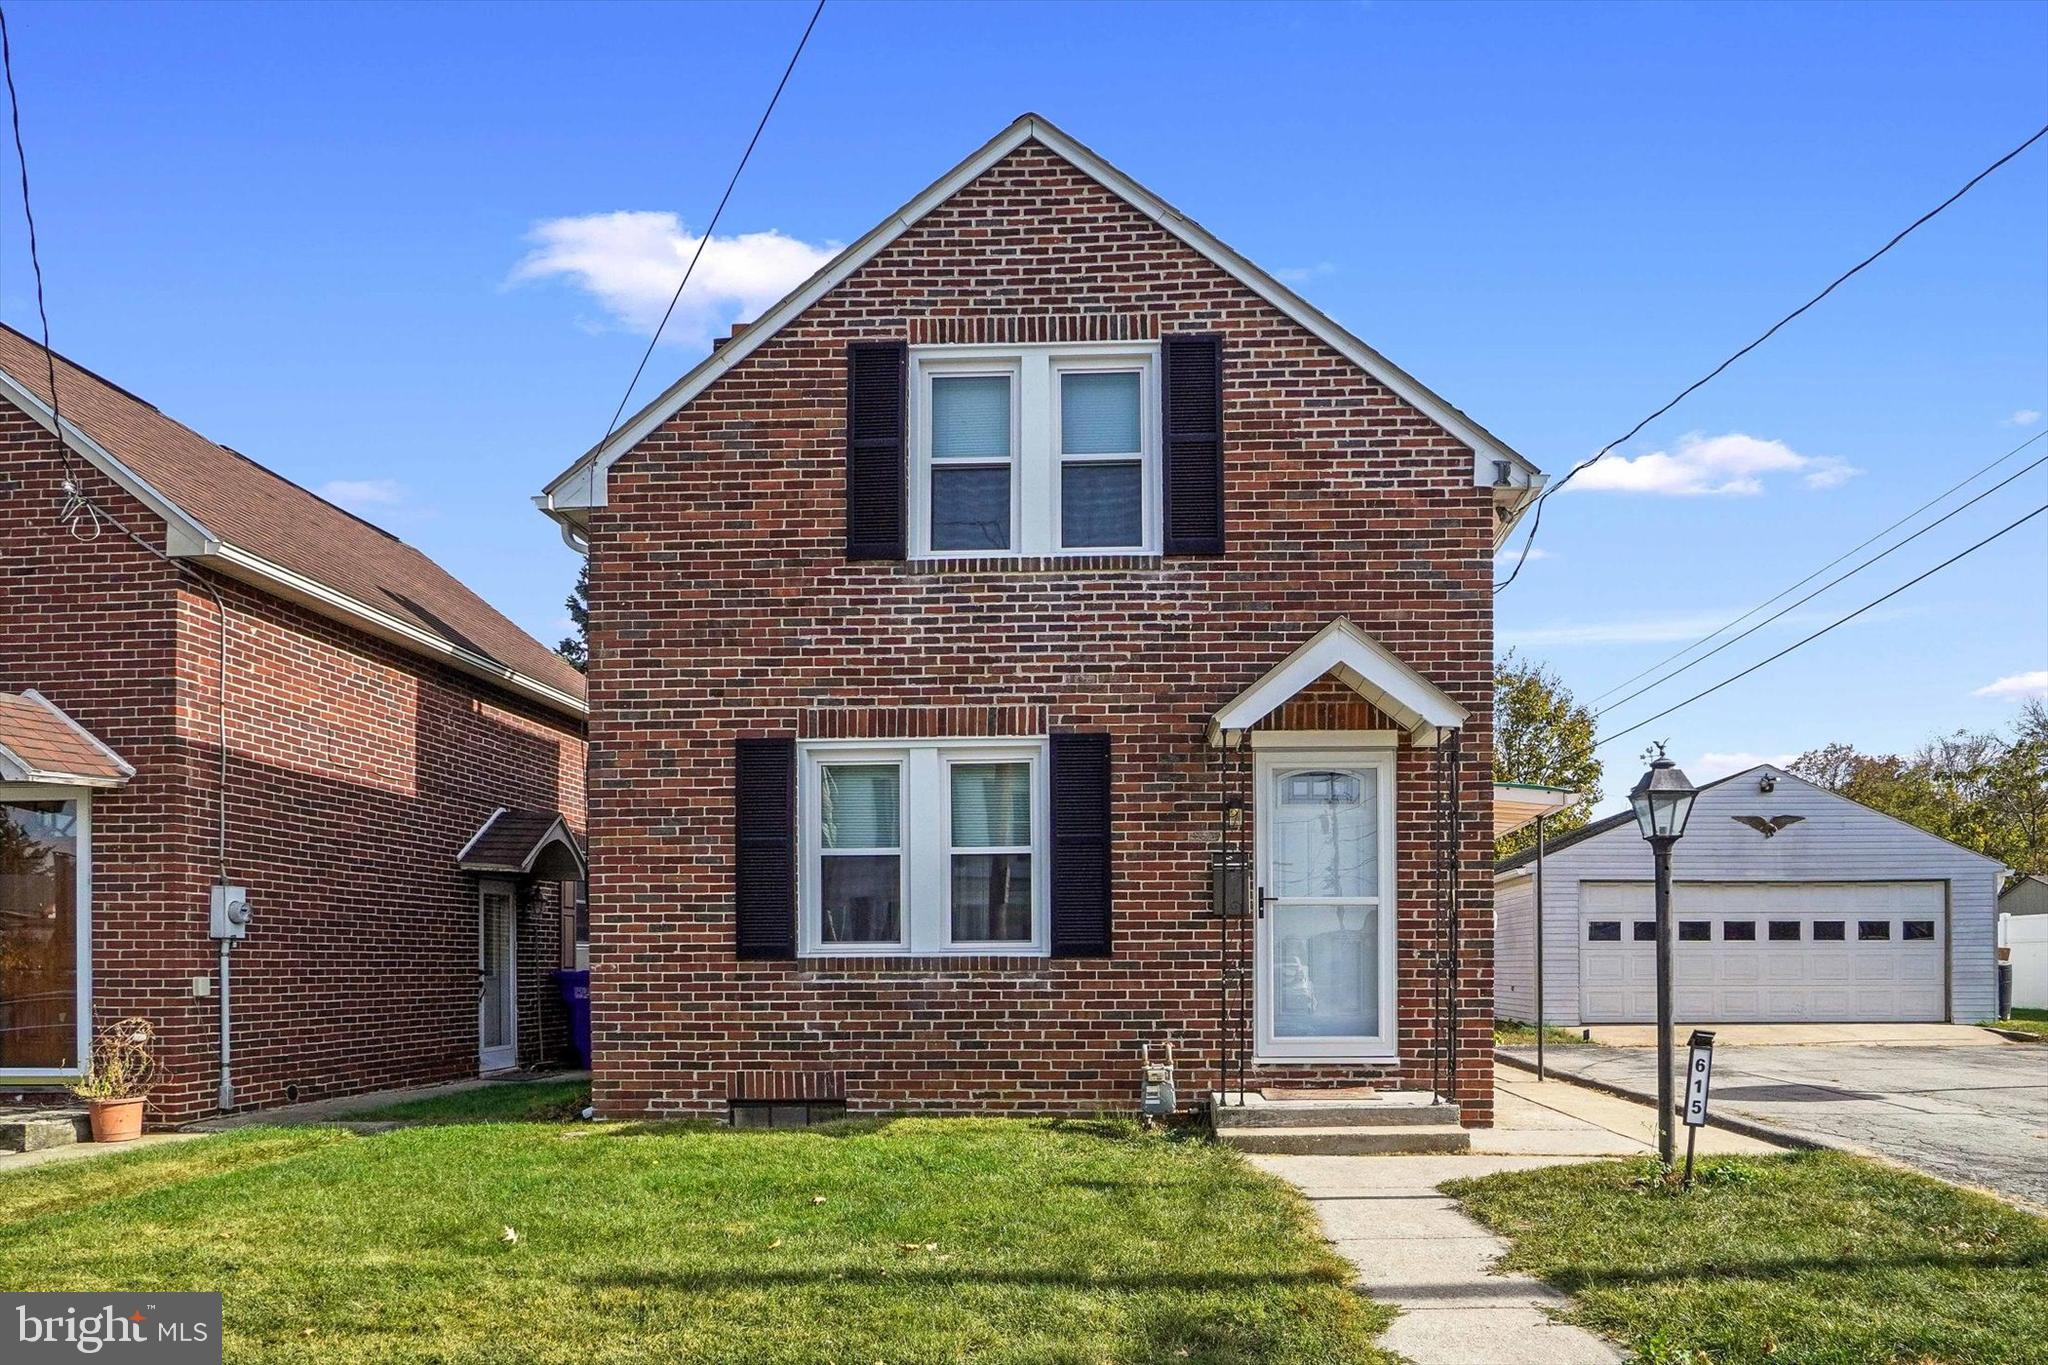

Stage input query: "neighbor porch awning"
[
  {"left": 1492, "top": 782, "right": 1579, "bottom": 840},
  {"left": 1207, "top": 618, "right": 1468, "bottom": 748},
  {"left": 457, "top": 807, "right": 586, "bottom": 880},
  {"left": 0, "top": 690, "right": 134, "bottom": 788}
]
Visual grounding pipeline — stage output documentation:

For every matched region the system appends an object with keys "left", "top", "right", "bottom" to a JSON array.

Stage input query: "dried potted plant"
[{"left": 70, "top": 1016, "right": 157, "bottom": 1142}]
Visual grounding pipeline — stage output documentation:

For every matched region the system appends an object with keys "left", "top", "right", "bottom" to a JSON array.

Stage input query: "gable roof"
[
  {"left": 1209, "top": 617, "right": 1467, "bottom": 748},
  {"left": 0, "top": 690, "right": 134, "bottom": 787},
  {"left": 457, "top": 806, "right": 586, "bottom": 879},
  {"left": 1495, "top": 764, "right": 2008, "bottom": 875},
  {"left": 0, "top": 325, "right": 586, "bottom": 719},
  {"left": 537, "top": 113, "right": 1543, "bottom": 537}
]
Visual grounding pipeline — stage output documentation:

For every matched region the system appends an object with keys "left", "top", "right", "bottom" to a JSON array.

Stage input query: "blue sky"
[{"left": 3, "top": 1, "right": 2044, "bottom": 807}]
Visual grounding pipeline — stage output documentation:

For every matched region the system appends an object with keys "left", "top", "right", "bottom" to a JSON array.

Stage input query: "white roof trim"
[
  {"left": 0, "top": 379, "right": 586, "bottom": 721},
  {"left": 0, "top": 690, "right": 136, "bottom": 788},
  {"left": 1209, "top": 618, "right": 1467, "bottom": 748},
  {"left": 455, "top": 806, "right": 508, "bottom": 863},
  {"left": 537, "top": 112, "right": 1541, "bottom": 527},
  {"left": 1492, "top": 783, "right": 1580, "bottom": 840}
]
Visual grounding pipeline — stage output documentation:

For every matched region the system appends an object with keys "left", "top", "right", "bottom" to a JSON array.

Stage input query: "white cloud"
[
  {"left": 1274, "top": 261, "right": 1336, "bottom": 285},
  {"left": 1572, "top": 432, "right": 1859, "bottom": 496},
  {"left": 316, "top": 478, "right": 407, "bottom": 512},
  {"left": 510, "top": 211, "right": 838, "bottom": 349},
  {"left": 1974, "top": 670, "right": 2048, "bottom": 701},
  {"left": 1691, "top": 751, "right": 1797, "bottom": 782},
  {"left": 1502, "top": 604, "right": 1916, "bottom": 650},
  {"left": 2007, "top": 409, "right": 2042, "bottom": 427},
  {"left": 1493, "top": 545, "right": 1552, "bottom": 564},
  {"left": 1502, "top": 610, "right": 1752, "bottom": 648}
]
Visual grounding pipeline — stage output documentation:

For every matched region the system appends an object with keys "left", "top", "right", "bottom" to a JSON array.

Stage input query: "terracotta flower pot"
[{"left": 86, "top": 1097, "right": 145, "bottom": 1143}]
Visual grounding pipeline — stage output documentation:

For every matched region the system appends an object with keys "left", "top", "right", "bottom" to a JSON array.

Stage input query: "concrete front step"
[
  {"left": 1216, "top": 1123, "right": 1472, "bottom": 1155},
  {"left": 0, "top": 1106, "right": 90, "bottom": 1153},
  {"left": 1211, "top": 1091, "right": 1464, "bottom": 1129}
]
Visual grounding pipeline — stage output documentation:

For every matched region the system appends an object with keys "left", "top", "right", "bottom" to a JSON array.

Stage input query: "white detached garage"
[{"left": 1495, "top": 765, "right": 2005, "bottom": 1027}]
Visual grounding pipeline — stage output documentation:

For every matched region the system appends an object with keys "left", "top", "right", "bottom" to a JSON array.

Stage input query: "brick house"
[
  {"left": 0, "top": 325, "right": 587, "bottom": 1126},
  {"left": 538, "top": 115, "right": 1543, "bottom": 1127}
]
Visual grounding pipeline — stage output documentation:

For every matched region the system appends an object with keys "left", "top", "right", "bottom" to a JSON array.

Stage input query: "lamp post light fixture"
[{"left": 1628, "top": 742, "right": 1697, "bottom": 1168}]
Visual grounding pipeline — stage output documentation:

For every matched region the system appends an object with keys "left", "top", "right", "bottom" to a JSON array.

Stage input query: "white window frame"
[
  {"left": 0, "top": 783, "right": 93, "bottom": 1082},
  {"left": 798, "top": 738, "right": 1048, "bottom": 957},
  {"left": 909, "top": 342, "right": 1159, "bottom": 559}
]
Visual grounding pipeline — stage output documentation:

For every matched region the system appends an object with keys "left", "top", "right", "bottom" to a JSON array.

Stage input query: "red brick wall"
[
  {"left": 584, "top": 141, "right": 1497, "bottom": 1125},
  {"left": 1, "top": 404, "right": 587, "bottom": 1125}
]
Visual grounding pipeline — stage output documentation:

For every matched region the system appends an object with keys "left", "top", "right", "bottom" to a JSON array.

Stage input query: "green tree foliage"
[
  {"left": 555, "top": 562, "right": 589, "bottom": 674},
  {"left": 1494, "top": 650, "right": 1602, "bottom": 860},
  {"left": 1791, "top": 700, "right": 2047, "bottom": 881}
]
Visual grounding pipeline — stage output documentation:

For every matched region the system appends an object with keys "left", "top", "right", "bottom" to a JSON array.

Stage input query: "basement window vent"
[{"left": 729, "top": 1101, "right": 849, "bottom": 1129}]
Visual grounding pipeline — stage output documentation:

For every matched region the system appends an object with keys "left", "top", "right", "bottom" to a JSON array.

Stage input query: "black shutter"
[
  {"left": 1161, "top": 333, "right": 1224, "bottom": 555},
  {"left": 734, "top": 737, "right": 796, "bottom": 959},
  {"left": 845, "top": 340, "right": 908, "bottom": 560},
  {"left": 1049, "top": 732, "right": 1112, "bottom": 957}
]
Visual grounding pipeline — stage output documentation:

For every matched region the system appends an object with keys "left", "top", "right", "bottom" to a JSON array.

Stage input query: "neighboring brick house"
[
  {"left": 539, "top": 115, "right": 1543, "bottom": 1126},
  {"left": 0, "top": 325, "right": 587, "bottom": 1126}
]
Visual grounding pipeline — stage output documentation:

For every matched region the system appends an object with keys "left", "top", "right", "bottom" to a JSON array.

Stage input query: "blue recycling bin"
[{"left": 552, "top": 969, "right": 590, "bottom": 1068}]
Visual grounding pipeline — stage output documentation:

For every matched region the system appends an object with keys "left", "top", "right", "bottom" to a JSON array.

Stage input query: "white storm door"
[
  {"left": 1255, "top": 752, "right": 1398, "bottom": 1061},
  {"left": 478, "top": 880, "right": 518, "bottom": 1073}
]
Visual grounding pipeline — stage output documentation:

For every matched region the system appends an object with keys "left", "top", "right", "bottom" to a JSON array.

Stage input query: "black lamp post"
[{"left": 1628, "top": 743, "right": 1697, "bottom": 1168}]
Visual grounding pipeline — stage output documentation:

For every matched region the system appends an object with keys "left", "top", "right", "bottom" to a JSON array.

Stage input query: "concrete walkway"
[
  {"left": 1250, "top": 1067, "right": 1780, "bottom": 1364},
  {"left": 1501, "top": 1038, "right": 2048, "bottom": 1209}
]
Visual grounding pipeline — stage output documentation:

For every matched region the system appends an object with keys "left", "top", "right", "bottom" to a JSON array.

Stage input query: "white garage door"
[{"left": 1579, "top": 882, "right": 1946, "bottom": 1023}]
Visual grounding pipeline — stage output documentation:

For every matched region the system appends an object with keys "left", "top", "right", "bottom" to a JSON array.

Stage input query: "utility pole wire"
[
  {"left": 1588, "top": 428, "right": 2048, "bottom": 704},
  {"left": 595, "top": 0, "right": 824, "bottom": 452},
  {"left": 0, "top": 4, "right": 68, "bottom": 479},
  {"left": 1595, "top": 444, "right": 2048, "bottom": 717},
  {"left": 1496, "top": 118, "right": 2048, "bottom": 593},
  {"left": 1595, "top": 500, "right": 2048, "bottom": 750}
]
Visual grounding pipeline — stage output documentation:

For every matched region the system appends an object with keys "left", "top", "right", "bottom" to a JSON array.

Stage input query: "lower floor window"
[
  {"left": 0, "top": 793, "right": 87, "bottom": 1073},
  {"left": 802, "top": 740, "right": 1045, "bottom": 956}
]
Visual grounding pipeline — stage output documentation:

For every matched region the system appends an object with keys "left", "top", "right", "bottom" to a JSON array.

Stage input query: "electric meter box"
[{"left": 210, "top": 884, "right": 252, "bottom": 939}]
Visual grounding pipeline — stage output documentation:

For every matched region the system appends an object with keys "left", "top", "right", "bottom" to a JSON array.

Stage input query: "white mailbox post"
[{"left": 1682, "top": 1028, "right": 1715, "bottom": 1184}]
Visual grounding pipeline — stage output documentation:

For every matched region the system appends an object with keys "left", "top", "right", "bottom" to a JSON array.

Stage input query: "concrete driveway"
[{"left": 1500, "top": 1035, "right": 2048, "bottom": 1209}]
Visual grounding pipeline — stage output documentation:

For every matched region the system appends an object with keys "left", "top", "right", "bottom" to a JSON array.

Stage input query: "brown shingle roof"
[
  {"left": 0, "top": 691, "right": 133, "bottom": 786},
  {"left": 457, "top": 806, "right": 586, "bottom": 878},
  {"left": 0, "top": 324, "right": 586, "bottom": 709}
]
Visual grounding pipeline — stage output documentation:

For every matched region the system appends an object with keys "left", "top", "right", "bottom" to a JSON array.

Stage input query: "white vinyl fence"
[{"left": 1999, "top": 912, "right": 2048, "bottom": 1011}]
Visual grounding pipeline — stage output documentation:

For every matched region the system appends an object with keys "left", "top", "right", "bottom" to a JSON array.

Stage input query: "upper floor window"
[{"left": 911, "top": 344, "right": 1157, "bottom": 558}]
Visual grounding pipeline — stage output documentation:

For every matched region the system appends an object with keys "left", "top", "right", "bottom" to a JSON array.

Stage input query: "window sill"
[{"left": 903, "top": 553, "right": 1166, "bottom": 577}]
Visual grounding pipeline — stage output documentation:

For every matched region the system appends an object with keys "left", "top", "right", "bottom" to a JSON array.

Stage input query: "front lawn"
[
  {"left": 1446, "top": 1151, "right": 2048, "bottom": 1365},
  {"left": 351, "top": 1078, "right": 590, "bottom": 1123},
  {"left": 0, "top": 1107, "right": 1392, "bottom": 1364},
  {"left": 1983, "top": 1006, "right": 2048, "bottom": 1040}
]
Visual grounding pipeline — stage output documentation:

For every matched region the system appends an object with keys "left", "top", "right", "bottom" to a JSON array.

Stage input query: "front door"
[
  {"left": 478, "top": 880, "right": 518, "bottom": 1073},
  {"left": 1255, "top": 751, "right": 1397, "bottom": 1060}
]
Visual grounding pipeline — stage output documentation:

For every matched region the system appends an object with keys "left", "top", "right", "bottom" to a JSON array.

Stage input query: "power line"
[
  {"left": 595, "top": 0, "right": 824, "bottom": 452},
  {"left": 1594, "top": 442, "right": 2048, "bottom": 717},
  {"left": 1496, "top": 118, "right": 2048, "bottom": 593},
  {"left": 1595, "top": 500, "right": 2048, "bottom": 751},
  {"left": 0, "top": 4, "right": 68, "bottom": 481},
  {"left": 1589, "top": 428, "right": 2048, "bottom": 705}
]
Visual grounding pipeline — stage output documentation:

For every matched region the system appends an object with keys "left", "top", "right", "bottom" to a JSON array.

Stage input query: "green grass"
[
  {"left": 350, "top": 1079, "right": 590, "bottom": 1123},
  {"left": 0, "top": 1109, "right": 1392, "bottom": 1364},
  {"left": 1981, "top": 1007, "right": 2048, "bottom": 1040},
  {"left": 1446, "top": 1151, "right": 2048, "bottom": 1365},
  {"left": 1493, "top": 1016, "right": 1585, "bottom": 1047}
]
